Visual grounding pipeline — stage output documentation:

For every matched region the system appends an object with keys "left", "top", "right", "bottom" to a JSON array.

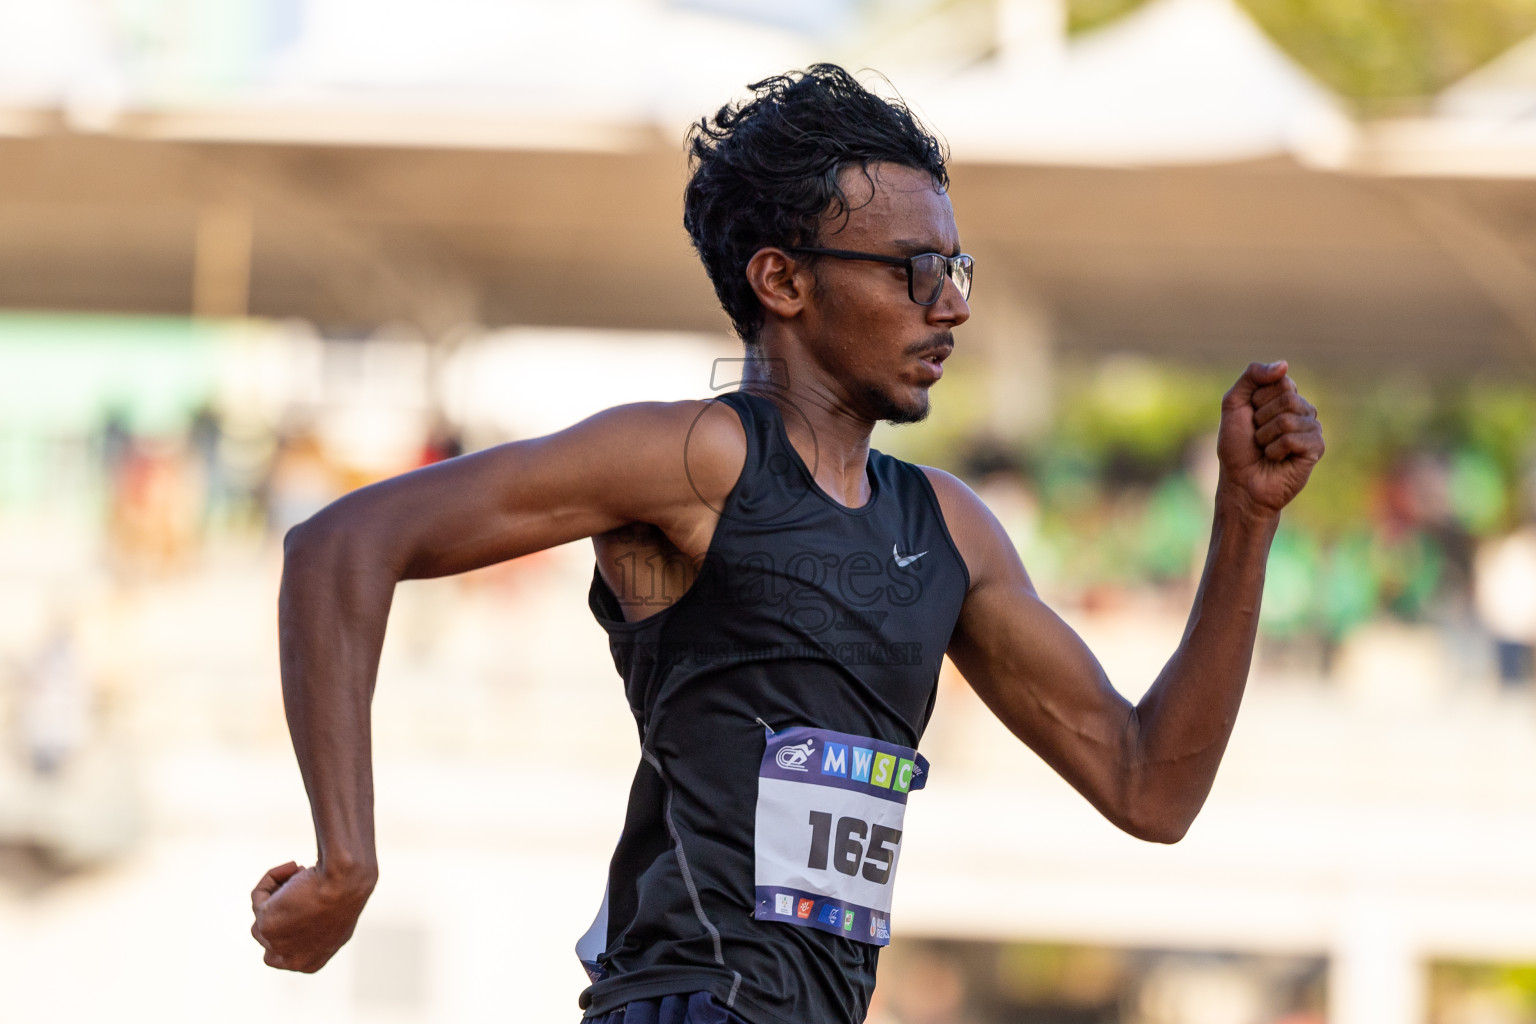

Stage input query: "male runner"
[{"left": 250, "top": 65, "right": 1324, "bottom": 1024}]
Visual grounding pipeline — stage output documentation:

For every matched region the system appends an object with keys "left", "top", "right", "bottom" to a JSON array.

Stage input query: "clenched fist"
[
  {"left": 250, "top": 860, "right": 376, "bottom": 973},
  {"left": 1216, "top": 361, "right": 1324, "bottom": 517}
]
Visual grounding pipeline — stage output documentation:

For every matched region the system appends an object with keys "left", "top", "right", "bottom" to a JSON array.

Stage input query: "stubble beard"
[{"left": 864, "top": 383, "right": 932, "bottom": 425}]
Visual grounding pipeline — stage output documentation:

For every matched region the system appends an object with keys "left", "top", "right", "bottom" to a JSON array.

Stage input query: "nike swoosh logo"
[{"left": 893, "top": 543, "right": 928, "bottom": 568}]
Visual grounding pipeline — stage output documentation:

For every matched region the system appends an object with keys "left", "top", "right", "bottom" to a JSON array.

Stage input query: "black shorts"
[{"left": 584, "top": 992, "right": 749, "bottom": 1024}]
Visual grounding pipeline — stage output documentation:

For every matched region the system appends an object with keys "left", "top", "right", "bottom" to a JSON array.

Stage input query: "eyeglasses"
[{"left": 784, "top": 246, "right": 974, "bottom": 306}]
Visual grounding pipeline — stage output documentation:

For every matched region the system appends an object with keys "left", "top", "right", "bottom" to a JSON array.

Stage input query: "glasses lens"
[
  {"left": 911, "top": 254, "right": 946, "bottom": 305},
  {"left": 951, "top": 255, "right": 972, "bottom": 301},
  {"left": 910, "top": 254, "right": 972, "bottom": 304}
]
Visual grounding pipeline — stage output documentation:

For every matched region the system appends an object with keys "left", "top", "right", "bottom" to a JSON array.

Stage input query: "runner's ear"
[{"left": 746, "top": 247, "right": 810, "bottom": 322}]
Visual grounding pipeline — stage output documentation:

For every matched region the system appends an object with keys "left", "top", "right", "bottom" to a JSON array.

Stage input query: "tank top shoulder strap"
[
  {"left": 711, "top": 390, "right": 813, "bottom": 521},
  {"left": 713, "top": 389, "right": 774, "bottom": 472}
]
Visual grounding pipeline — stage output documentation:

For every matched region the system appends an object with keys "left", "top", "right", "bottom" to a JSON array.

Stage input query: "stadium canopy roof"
[
  {"left": 0, "top": 0, "right": 1533, "bottom": 375},
  {"left": 1342, "top": 28, "right": 1536, "bottom": 180},
  {"left": 0, "top": 0, "right": 1354, "bottom": 166},
  {"left": 914, "top": 0, "right": 1353, "bottom": 167}
]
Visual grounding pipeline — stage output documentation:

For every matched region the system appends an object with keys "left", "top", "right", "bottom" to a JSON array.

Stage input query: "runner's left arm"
[{"left": 931, "top": 361, "right": 1322, "bottom": 842}]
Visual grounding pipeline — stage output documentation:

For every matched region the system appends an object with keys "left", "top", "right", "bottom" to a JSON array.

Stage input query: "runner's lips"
[{"left": 915, "top": 346, "right": 951, "bottom": 381}]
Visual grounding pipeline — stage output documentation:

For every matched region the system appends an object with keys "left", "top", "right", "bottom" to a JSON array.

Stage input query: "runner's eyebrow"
[{"left": 889, "top": 238, "right": 962, "bottom": 257}]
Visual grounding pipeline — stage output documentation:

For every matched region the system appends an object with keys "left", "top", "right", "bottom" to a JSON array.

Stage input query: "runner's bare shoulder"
[{"left": 567, "top": 398, "right": 746, "bottom": 519}]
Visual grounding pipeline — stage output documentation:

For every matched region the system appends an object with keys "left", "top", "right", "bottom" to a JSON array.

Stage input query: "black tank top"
[{"left": 579, "top": 390, "right": 970, "bottom": 1024}]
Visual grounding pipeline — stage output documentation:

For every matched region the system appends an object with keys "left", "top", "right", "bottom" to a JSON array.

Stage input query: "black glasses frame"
[{"left": 783, "top": 246, "right": 973, "bottom": 306}]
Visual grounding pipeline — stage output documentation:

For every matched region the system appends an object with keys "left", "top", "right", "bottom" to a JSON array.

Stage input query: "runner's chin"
[
  {"left": 861, "top": 381, "right": 931, "bottom": 426},
  {"left": 886, "top": 390, "right": 932, "bottom": 426}
]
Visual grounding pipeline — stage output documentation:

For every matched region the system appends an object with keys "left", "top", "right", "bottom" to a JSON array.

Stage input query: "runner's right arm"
[{"left": 250, "top": 399, "right": 745, "bottom": 972}]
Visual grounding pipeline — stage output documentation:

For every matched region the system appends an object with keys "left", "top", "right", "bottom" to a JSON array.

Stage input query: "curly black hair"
[{"left": 683, "top": 64, "right": 949, "bottom": 345}]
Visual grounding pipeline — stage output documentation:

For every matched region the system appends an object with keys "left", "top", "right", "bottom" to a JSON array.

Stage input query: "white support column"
[{"left": 1330, "top": 896, "right": 1424, "bottom": 1024}]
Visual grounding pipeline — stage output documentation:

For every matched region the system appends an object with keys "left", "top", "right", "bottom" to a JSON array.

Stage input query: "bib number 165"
[{"left": 806, "top": 811, "right": 902, "bottom": 885}]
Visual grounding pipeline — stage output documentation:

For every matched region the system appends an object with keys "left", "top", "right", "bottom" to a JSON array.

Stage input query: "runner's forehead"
[{"left": 824, "top": 164, "right": 960, "bottom": 253}]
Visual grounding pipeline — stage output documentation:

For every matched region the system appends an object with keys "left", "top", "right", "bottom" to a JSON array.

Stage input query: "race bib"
[{"left": 753, "top": 725, "right": 928, "bottom": 946}]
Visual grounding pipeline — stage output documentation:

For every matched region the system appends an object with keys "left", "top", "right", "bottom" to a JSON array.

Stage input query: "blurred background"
[{"left": 1, "top": 1, "right": 1535, "bottom": 1022}]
